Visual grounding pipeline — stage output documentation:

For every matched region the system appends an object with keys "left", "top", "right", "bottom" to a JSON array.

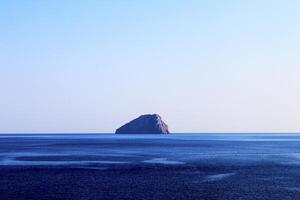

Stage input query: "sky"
[{"left": 1, "top": 0, "right": 300, "bottom": 133}]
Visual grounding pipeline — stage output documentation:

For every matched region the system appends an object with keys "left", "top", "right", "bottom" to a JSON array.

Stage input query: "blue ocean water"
[
  {"left": 1, "top": 133, "right": 300, "bottom": 200},
  {"left": 1, "top": 133, "right": 300, "bottom": 166}
]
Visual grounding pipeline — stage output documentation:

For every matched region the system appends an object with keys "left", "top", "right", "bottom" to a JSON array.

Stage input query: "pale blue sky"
[{"left": 1, "top": 0, "right": 300, "bottom": 133}]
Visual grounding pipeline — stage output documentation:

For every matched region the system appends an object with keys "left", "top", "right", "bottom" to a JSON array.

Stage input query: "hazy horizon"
[{"left": 1, "top": 1, "right": 300, "bottom": 133}]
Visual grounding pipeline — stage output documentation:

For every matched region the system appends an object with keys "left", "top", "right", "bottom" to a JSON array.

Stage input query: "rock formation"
[{"left": 115, "top": 114, "right": 169, "bottom": 134}]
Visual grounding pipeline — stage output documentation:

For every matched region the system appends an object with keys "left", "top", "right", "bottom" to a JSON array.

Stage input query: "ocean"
[{"left": 1, "top": 133, "right": 300, "bottom": 200}]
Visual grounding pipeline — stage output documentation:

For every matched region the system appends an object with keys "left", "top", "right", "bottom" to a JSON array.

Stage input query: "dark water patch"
[{"left": 1, "top": 163, "right": 300, "bottom": 200}]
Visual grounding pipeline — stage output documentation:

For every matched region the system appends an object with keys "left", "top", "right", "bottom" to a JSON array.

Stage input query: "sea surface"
[{"left": 1, "top": 133, "right": 300, "bottom": 200}]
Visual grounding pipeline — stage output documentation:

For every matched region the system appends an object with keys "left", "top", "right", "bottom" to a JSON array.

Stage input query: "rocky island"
[{"left": 115, "top": 114, "right": 170, "bottom": 134}]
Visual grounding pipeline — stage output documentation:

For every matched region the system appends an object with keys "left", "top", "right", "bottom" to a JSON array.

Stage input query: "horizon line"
[{"left": 1, "top": 131, "right": 300, "bottom": 134}]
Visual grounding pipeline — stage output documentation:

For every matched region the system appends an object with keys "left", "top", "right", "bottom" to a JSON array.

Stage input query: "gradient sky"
[{"left": 1, "top": 0, "right": 300, "bottom": 133}]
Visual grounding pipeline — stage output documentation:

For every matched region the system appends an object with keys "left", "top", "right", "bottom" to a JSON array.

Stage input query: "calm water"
[{"left": 1, "top": 133, "right": 300, "bottom": 200}]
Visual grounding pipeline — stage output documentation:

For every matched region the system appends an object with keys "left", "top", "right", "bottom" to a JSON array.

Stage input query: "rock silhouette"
[{"left": 116, "top": 114, "right": 169, "bottom": 134}]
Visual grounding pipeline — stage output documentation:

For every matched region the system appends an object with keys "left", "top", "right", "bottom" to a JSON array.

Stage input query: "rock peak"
[{"left": 115, "top": 114, "right": 169, "bottom": 134}]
